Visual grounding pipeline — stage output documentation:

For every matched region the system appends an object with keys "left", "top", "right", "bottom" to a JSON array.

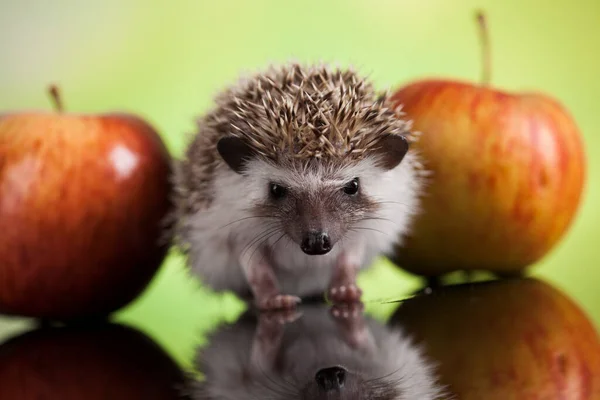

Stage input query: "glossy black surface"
[{"left": 1, "top": 275, "right": 599, "bottom": 399}]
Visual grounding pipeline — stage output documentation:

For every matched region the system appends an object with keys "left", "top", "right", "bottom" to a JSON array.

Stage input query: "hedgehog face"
[
  {"left": 194, "top": 361, "right": 403, "bottom": 400},
  {"left": 234, "top": 366, "right": 400, "bottom": 399},
  {"left": 217, "top": 135, "right": 409, "bottom": 256},
  {"left": 297, "top": 365, "right": 401, "bottom": 400},
  {"left": 254, "top": 166, "right": 374, "bottom": 256}
]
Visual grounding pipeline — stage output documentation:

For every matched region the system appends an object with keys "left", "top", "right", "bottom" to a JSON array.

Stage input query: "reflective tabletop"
[{"left": 1, "top": 261, "right": 599, "bottom": 400}]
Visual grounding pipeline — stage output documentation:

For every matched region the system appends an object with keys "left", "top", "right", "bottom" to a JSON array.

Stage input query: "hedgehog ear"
[
  {"left": 374, "top": 134, "right": 409, "bottom": 170},
  {"left": 217, "top": 136, "right": 257, "bottom": 174}
]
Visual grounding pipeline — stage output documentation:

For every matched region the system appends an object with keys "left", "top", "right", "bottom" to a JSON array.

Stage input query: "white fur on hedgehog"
[{"left": 178, "top": 153, "right": 422, "bottom": 297}]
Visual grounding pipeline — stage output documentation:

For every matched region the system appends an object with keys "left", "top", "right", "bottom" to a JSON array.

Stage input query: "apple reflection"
[
  {"left": 389, "top": 277, "right": 600, "bottom": 399},
  {"left": 0, "top": 322, "right": 189, "bottom": 400},
  {"left": 189, "top": 302, "right": 445, "bottom": 400}
]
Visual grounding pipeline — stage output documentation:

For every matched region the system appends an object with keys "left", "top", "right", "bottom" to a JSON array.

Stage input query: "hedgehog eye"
[
  {"left": 343, "top": 178, "right": 359, "bottom": 195},
  {"left": 269, "top": 183, "right": 288, "bottom": 199}
]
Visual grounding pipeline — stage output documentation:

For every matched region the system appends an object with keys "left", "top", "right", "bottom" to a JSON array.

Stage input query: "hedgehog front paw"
[
  {"left": 330, "top": 301, "right": 364, "bottom": 319},
  {"left": 330, "top": 302, "right": 370, "bottom": 349},
  {"left": 256, "top": 294, "right": 301, "bottom": 311},
  {"left": 259, "top": 308, "right": 303, "bottom": 326},
  {"left": 330, "top": 302, "right": 365, "bottom": 338},
  {"left": 327, "top": 283, "right": 362, "bottom": 304}
]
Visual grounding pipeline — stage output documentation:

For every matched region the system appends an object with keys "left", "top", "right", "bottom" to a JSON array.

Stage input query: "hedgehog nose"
[
  {"left": 301, "top": 231, "right": 331, "bottom": 255},
  {"left": 315, "top": 366, "right": 346, "bottom": 391}
]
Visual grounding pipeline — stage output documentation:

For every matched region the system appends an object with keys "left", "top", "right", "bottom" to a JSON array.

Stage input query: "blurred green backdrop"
[{"left": 1, "top": 0, "right": 599, "bottom": 369}]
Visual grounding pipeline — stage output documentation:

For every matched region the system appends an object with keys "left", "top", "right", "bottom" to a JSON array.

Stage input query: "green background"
[{"left": 1, "top": 0, "right": 599, "bottom": 370}]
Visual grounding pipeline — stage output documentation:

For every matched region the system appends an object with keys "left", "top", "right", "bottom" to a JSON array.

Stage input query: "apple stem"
[
  {"left": 48, "top": 84, "right": 64, "bottom": 113},
  {"left": 476, "top": 10, "right": 491, "bottom": 86}
]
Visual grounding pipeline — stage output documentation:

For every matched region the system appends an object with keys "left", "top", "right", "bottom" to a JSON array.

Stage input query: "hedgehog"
[
  {"left": 171, "top": 63, "right": 424, "bottom": 310},
  {"left": 187, "top": 303, "right": 445, "bottom": 400}
]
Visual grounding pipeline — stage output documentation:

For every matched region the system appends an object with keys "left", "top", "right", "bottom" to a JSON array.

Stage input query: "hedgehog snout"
[{"left": 300, "top": 230, "right": 332, "bottom": 255}]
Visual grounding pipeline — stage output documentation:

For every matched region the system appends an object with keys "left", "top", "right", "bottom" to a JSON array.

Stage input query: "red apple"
[
  {"left": 0, "top": 322, "right": 187, "bottom": 399},
  {"left": 0, "top": 86, "right": 173, "bottom": 319},
  {"left": 389, "top": 12, "right": 586, "bottom": 276},
  {"left": 389, "top": 278, "right": 600, "bottom": 399}
]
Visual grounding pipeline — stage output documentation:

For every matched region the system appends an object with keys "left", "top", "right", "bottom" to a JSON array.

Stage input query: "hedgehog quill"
[{"left": 172, "top": 63, "right": 424, "bottom": 310}]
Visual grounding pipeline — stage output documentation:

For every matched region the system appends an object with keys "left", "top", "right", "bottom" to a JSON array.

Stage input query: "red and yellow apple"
[
  {"left": 0, "top": 323, "right": 187, "bottom": 399},
  {"left": 0, "top": 86, "right": 173, "bottom": 319},
  {"left": 389, "top": 278, "right": 600, "bottom": 399},
  {"left": 389, "top": 12, "right": 586, "bottom": 276}
]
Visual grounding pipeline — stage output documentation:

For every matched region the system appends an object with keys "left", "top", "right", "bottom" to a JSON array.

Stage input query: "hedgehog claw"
[
  {"left": 259, "top": 308, "right": 303, "bottom": 325},
  {"left": 330, "top": 302, "right": 370, "bottom": 349},
  {"left": 256, "top": 294, "right": 301, "bottom": 311},
  {"left": 330, "top": 301, "right": 364, "bottom": 319},
  {"left": 328, "top": 283, "right": 362, "bottom": 304}
]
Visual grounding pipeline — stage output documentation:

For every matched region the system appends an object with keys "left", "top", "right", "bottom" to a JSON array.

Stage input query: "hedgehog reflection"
[{"left": 189, "top": 302, "right": 444, "bottom": 399}]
